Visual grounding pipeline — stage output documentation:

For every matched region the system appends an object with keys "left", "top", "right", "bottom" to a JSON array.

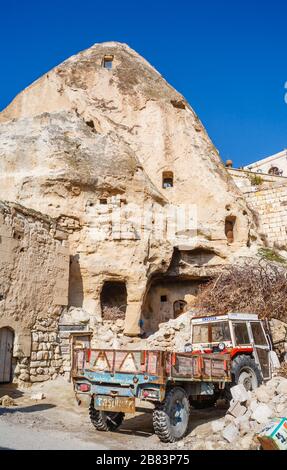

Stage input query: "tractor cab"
[{"left": 189, "top": 313, "right": 273, "bottom": 381}]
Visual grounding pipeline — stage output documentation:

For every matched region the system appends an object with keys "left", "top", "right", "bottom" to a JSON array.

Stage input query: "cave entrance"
[
  {"left": 101, "top": 281, "right": 127, "bottom": 320},
  {"left": 141, "top": 278, "right": 201, "bottom": 336}
]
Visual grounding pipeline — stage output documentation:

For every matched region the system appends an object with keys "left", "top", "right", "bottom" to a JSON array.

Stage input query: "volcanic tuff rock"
[{"left": 0, "top": 42, "right": 261, "bottom": 336}]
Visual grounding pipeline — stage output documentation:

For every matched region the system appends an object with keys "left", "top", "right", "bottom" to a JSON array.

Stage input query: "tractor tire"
[
  {"left": 232, "top": 354, "right": 263, "bottom": 391},
  {"left": 153, "top": 387, "right": 190, "bottom": 443},
  {"left": 89, "top": 398, "right": 125, "bottom": 432}
]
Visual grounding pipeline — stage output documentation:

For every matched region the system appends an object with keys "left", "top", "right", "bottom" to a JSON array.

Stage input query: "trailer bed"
[{"left": 73, "top": 348, "right": 231, "bottom": 383}]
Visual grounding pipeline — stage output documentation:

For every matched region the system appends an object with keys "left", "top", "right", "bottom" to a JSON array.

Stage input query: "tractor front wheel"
[{"left": 232, "top": 355, "right": 263, "bottom": 391}]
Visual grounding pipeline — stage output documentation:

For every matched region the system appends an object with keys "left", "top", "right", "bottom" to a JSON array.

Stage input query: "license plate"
[{"left": 95, "top": 395, "right": 135, "bottom": 413}]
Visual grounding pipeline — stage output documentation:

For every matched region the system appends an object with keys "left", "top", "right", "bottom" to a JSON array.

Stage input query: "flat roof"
[{"left": 191, "top": 312, "right": 259, "bottom": 322}]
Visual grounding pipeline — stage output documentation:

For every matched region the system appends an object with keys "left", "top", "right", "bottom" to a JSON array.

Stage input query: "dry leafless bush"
[
  {"left": 194, "top": 260, "right": 287, "bottom": 321},
  {"left": 102, "top": 305, "right": 126, "bottom": 321}
]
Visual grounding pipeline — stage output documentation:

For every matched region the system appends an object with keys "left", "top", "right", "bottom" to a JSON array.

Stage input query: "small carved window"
[
  {"left": 160, "top": 295, "right": 167, "bottom": 302},
  {"left": 102, "top": 55, "right": 114, "bottom": 69},
  {"left": 162, "top": 171, "right": 174, "bottom": 188},
  {"left": 99, "top": 198, "right": 108, "bottom": 205}
]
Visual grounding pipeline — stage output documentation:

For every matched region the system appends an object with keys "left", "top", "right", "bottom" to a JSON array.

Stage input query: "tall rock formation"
[{"left": 0, "top": 42, "right": 260, "bottom": 338}]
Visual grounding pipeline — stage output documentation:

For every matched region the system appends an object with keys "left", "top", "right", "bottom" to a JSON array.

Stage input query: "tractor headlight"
[
  {"left": 218, "top": 342, "right": 225, "bottom": 351},
  {"left": 184, "top": 343, "right": 193, "bottom": 352}
]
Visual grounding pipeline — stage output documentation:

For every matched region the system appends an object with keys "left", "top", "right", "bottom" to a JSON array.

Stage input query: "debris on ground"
[
  {"left": 0, "top": 395, "right": 16, "bottom": 407},
  {"left": 90, "top": 311, "right": 194, "bottom": 352},
  {"left": 177, "top": 376, "right": 287, "bottom": 450},
  {"left": 30, "top": 392, "right": 46, "bottom": 401}
]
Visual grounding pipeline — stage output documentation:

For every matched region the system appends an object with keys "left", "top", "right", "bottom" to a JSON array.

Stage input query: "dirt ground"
[{"left": 0, "top": 378, "right": 226, "bottom": 450}]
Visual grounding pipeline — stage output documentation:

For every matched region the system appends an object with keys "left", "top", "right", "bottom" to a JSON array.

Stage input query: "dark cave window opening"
[
  {"left": 162, "top": 171, "right": 174, "bottom": 189},
  {"left": 102, "top": 55, "right": 114, "bottom": 69},
  {"left": 101, "top": 281, "right": 127, "bottom": 320}
]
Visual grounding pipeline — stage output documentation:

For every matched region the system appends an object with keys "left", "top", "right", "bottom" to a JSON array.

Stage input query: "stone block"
[
  {"left": 30, "top": 375, "right": 50, "bottom": 383},
  {"left": 277, "top": 379, "right": 287, "bottom": 395},
  {"left": 211, "top": 419, "right": 225, "bottom": 433},
  {"left": 31, "top": 392, "right": 46, "bottom": 401},
  {"left": 19, "top": 372, "right": 30, "bottom": 382},
  {"left": 228, "top": 400, "right": 247, "bottom": 418},
  {"left": 230, "top": 384, "right": 249, "bottom": 403},
  {"left": 222, "top": 424, "right": 239, "bottom": 443},
  {"left": 255, "top": 386, "right": 272, "bottom": 404},
  {"left": 36, "top": 351, "right": 43, "bottom": 361},
  {"left": 32, "top": 332, "right": 39, "bottom": 342},
  {"left": 252, "top": 404, "right": 273, "bottom": 424}
]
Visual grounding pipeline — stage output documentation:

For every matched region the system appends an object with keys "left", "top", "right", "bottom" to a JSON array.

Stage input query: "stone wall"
[
  {"left": 0, "top": 201, "right": 69, "bottom": 384},
  {"left": 228, "top": 168, "right": 287, "bottom": 193},
  {"left": 244, "top": 185, "right": 287, "bottom": 248},
  {"left": 228, "top": 169, "right": 287, "bottom": 248}
]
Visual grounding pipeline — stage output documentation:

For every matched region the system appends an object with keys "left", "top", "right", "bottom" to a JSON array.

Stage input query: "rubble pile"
[
  {"left": 144, "top": 312, "right": 192, "bottom": 351},
  {"left": 91, "top": 313, "right": 287, "bottom": 355},
  {"left": 90, "top": 311, "right": 194, "bottom": 351},
  {"left": 179, "top": 376, "right": 287, "bottom": 450},
  {"left": 91, "top": 319, "right": 141, "bottom": 350}
]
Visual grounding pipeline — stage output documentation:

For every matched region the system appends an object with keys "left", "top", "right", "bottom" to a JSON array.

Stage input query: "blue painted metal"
[
  {"left": 82, "top": 369, "right": 162, "bottom": 398},
  {"left": 84, "top": 369, "right": 160, "bottom": 384}
]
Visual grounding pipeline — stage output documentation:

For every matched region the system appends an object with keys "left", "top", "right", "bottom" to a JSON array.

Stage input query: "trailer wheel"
[
  {"left": 153, "top": 387, "right": 190, "bottom": 443},
  {"left": 89, "top": 398, "right": 125, "bottom": 432},
  {"left": 232, "top": 355, "right": 263, "bottom": 391}
]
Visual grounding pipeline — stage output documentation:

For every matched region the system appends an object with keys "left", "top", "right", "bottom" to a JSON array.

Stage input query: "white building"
[{"left": 244, "top": 149, "right": 287, "bottom": 176}]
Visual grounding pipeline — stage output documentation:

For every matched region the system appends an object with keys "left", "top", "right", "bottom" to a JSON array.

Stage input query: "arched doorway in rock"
[
  {"left": 173, "top": 300, "right": 187, "bottom": 318},
  {"left": 0, "top": 327, "right": 14, "bottom": 383}
]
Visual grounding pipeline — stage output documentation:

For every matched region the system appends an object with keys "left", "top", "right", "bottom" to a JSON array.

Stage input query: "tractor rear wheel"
[
  {"left": 153, "top": 387, "right": 190, "bottom": 443},
  {"left": 89, "top": 398, "right": 125, "bottom": 432}
]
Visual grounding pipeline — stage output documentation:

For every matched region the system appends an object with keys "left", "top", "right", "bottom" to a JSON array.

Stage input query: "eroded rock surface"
[{"left": 0, "top": 42, "right": 261, "bottom": 339}]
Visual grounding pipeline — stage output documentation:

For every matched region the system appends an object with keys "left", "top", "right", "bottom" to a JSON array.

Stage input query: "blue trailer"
[{"left": 73, "top": 348, "right": 231, "bottom": 442}]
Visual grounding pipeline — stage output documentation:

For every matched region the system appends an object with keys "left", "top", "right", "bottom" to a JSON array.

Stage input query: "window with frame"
[
  {"left": 192, "top": 321, "right": 231, "bottom": 344},
  {"left": 102, "top": 55, "right": 114, "bottom": 69},
  {"left": 232, "top": 322, "right": 250, "bottom": 345},
  {"left": 250, "top": 322, "right": 268, "bottom": 346},
  {"left": 162, "top": 171, "right": 174, "bottom": 188}
]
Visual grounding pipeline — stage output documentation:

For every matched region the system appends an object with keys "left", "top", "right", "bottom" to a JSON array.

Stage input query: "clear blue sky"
[{"left": 1, "top": 0, "right": 286, "bottom": 167}]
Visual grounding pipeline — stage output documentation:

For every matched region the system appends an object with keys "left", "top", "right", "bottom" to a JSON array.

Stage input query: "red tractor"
[{"left": 186, "top": 312, "right": 274, "bottom": 406}]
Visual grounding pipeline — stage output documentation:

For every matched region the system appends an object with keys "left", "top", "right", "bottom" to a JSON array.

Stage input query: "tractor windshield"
[{"left": 192, "top": 321, "right": 231, "bottom": 344}]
